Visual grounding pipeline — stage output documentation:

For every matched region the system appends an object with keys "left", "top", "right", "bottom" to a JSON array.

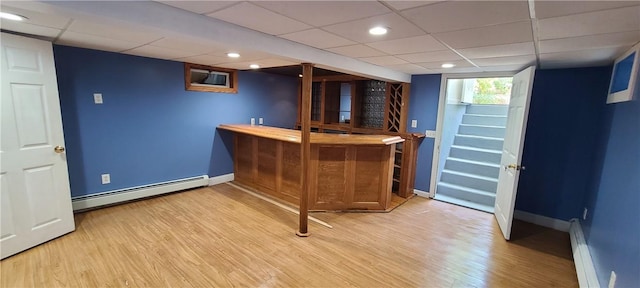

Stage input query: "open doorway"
[{"left": 431, "top": 76, "right": 513, "bottom": 213}]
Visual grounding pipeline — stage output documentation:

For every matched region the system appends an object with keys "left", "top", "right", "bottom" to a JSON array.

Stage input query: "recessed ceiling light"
[
  {"left": 369, "top": 26, "right": 388, "bottom": 35},
  {"left": 441, "top": 63, "right": 455, "bottom": 68},
  {"left": 249, "top": 64, "right": 260, "bottom": 69},
  {"left": 0, "top": 12, "right": 27, "bottom": 21},
  {"left": 298, "top": 74, "right": 303, "bottom": 78},
  {"left": 226, "top": 52, "right": 240, "bottom": 58}
]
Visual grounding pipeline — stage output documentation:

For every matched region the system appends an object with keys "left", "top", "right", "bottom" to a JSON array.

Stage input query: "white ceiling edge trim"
[{"left": 45, "top": 1, "right": 412, "bottom": 83}]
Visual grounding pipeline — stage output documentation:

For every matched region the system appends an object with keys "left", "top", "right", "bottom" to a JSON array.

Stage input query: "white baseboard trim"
[
  {"left": 514, "top": 210, "right": 570, "bottom": 232},
  {"left": 208, "top": 173, "right": 234, "bottom": 186},
  {"left": 72, "top": 175, "right": 209, "bottom": 211},
  {"left": 413, "top": 189, "right": 431, "bottom": 198},
  {"left": 569, "top": 218, "right": 599, "bottom": 288}
]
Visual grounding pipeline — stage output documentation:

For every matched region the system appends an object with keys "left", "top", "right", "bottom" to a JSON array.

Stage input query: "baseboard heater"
[
  {"left": 569, "top": 218, "right": 599, "bottom": 288},
  {"left": 71, "top": 175, "right": 209, "bottom": 211}
]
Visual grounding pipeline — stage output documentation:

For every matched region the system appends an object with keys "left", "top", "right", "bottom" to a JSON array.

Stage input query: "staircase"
[{"left": 435, "top": 104, "right": 508, "bottom": 213}]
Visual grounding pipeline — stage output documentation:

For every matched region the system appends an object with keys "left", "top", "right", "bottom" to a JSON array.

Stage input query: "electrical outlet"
[
  {"left": 583, "top": 208, "right": 588, "bottom": 220},
  {"left": 259, "top": 118, "right": 263, "bottom": 125},
  {"left": 250, "top": 118, "right": 255, "bottom": 125},
  {"left": 101, "top": 174, "right": 110, "bottom": 184},
  {"left": 411, "top": 119, "right": 418, "bottom": 128},
  {"left": 425, "top": 130, "right": 436, "bottom": 138},
  {"left": 93, "top": 93, "right": 103, "bottom": 104},
  {"left": 608, "top": 271, "right": 616, "bottom": 288}
]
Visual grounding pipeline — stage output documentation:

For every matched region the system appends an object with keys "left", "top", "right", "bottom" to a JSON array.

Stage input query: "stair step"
[
  {"left": 436, "top": 182, "right": 497, "bottom": 207},
  {"left": 444, "top": 157, "right": 500, "bottom": 178},
  {"left": 462, "top": 114, "right": 507, "bottom": 126},
  {"left": 434, "top": 194, "right": 494, "bottom": 213},
  {"left": 458, "top": 124, "right": 506, "bottom": 138},
  {"left": 454, "top": 134, "right": 504, "bottom": 150},
  {"left": 466, "top": 104, "right": 509, "bottom": 116},
  {"left": 440, "top": 169, "right": 498, "bottom": 192},
  {"left": 449, "top": 145, "right": 502, "bottom": 164}
]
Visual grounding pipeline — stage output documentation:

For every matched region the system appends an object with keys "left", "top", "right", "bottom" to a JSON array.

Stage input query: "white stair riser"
[
  {"left": 466, "top": 105, "right": 509, "bottom": 115},
  {"left": 445, "top": 159, "right": 500, "bottom": 178},
  {"left": 449, "top": 147, "right": 502, "bottom": 163},
  {"left": 454, "top": 135, "right": 504, "bottom": 150},
  {"left": 440, "top": 172, "right": 498, "bottom": 192},
  {"left": 462, "top": 114, "right": 507, "bottom": 126},
  {"left": 436, "top": 184, "right": 496, "bottom": 206},
  {"left": 458, "top": 125, "right": 506, "bottom": 138}
]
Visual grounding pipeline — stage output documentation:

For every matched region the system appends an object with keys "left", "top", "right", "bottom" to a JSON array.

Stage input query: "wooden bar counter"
[{"left": 218, "top": 124, "right": 404, "bottom": 211}]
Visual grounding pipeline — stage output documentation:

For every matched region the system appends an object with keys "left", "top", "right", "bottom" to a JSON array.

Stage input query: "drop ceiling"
[{"left": 1, "top": 1, "right": 639, "bottom": 81}]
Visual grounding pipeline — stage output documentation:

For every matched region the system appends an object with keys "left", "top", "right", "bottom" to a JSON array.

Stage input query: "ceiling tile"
[
  {"left": 430, "top": 67, "right": 483, "bottom": 74},
  {"left": 401, "top": 0, "right": 530, "bottom": 33},
  {"left": 534, "top": 1, "right": 640, "bottom": 19},
  {"left": 538, "top": 6, "right": 640, "bottom": 40},
  {"left": 457, "top": 42, "right": 535, "bottom": 59},
  {"left": 56, "top": 31, "right": 142, "bottom": 52},
  {"left": 206, "top": 49, "right": 276, "bottom": 62},
  {"left": 322, "top": 13, "right": 426, "bottom": 43},
  {"left": 178, "top": 54, "right": 231, "bottom": 66},
  {"left": 396, "top": 50, "right": 463, "bottom": 63},
  {"left": 207, "top": 2, "right": 311, "bottom": 35},
  {"left": 540, "top": 31, "right": 640, "bottom": 54},
  {"left": 482, "top": 64, "right": 530, "bottom": 72},
  {"left": 366, "top": 35, "right": 447, "bottom": 55},
  {"left": 66, "top": 20, "right": 163, "bottom": 44},
  {"left": 158, "top": 1, "right": 238, "bottom": 14},
  {"left": 327, "top": 44, "right": 386, "bottom": 58},
  {"left": 0, "top": 21, "right": 61, "bottom": 39},
  {"left": 417, "top": 59, "right": 475, "bottom": 69},
  {"left": 539, "top": 46, "right": 630, "bottom": 69},
  {"left": 123, "top": 45, "right": 202, "bottom": 59},
  {"left": 360, "top": 56, "right": 408, "bottom": 66},
  {"left": 385, "top": 63, "right": 433, "bottom": 74},
  {"left": 471, "top": 55, "right": 536, "bottom": 67},
  {"left": 383, "top": 1, "right": 446, "bottom": 11},
  {"left": 253, "top": 1, "right": 390, "bottom": 27},
  {"left": 434, "top": 21, "right": 533, "bottom": 49},
  {"left": 150, "top": 36, "right": 228, "bottom": 54},
  {"left": 279, "top": 29, "right": 356, "bottom": 49},
  {"left": 0, "top": 5, "right": 70, "bottom": 29}
]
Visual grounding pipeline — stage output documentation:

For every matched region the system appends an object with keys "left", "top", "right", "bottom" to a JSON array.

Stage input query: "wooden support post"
[{"left": 297, "top": 63, "right": 313, "bottom": 237}]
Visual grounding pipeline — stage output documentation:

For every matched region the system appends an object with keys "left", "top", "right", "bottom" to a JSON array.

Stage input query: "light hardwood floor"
[{"left": 1, "top": 184, "right": 578, "bottom": 287}]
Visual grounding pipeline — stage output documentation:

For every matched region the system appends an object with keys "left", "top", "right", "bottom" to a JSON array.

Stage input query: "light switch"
[
  {"left": 411, "top": 119, "right": 417, "bottom": 128},
  {"left": 425, "top": 130, "right": 436, "bottom": 138},
  {"left": 250, "top": 118, "right": 256, "bottom": 125},
  {"left": 101, "top": 173, "right": 110, "bottom": 184},
  {"left": 93, "top": 93, "right": 103, "bottom": 104},
  {"left": 259, "top": 118, "right": 263, "bottom": 125}
]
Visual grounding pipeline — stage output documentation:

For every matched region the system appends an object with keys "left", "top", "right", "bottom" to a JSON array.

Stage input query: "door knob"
[
  {"left": 505, "top": 164, "right": 525, "bottom": 171},
  {"left": 54, "top": 146, "right": 65, "bottom": 153}
]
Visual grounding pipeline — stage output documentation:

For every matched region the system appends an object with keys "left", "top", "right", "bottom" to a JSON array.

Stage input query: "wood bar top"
[{"left": 218, "top": 124, "right": 404, "bottom": 145}]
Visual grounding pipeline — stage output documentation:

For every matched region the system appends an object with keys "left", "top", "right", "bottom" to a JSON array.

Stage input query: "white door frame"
[{"left": 429, "top": 72, "right": 516, "bottom": 198}]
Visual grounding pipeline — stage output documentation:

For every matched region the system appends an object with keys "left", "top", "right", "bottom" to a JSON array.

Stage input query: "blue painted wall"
[
  {"left": 514, "top": 67, "right": 612, "bottom": 220},
  {"left": 339, "top": 82, "right": 351, "bottom": 122},
  {"left": 406, "top": 74, "right": 441, "bottom": 192},
  {"left": 582, "top": 98, "right": 640, "bottom": 287},
  {"left": 54, "top": 45, "right": 298, "bottom": 197}
]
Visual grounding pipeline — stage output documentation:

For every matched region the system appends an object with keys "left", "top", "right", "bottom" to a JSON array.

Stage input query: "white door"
[
  {"left": 1, "top": 32, "right": 75, "bottom": 259},
  {"left": 494, "top": 66, "right": 536, "bottom": 240}
]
